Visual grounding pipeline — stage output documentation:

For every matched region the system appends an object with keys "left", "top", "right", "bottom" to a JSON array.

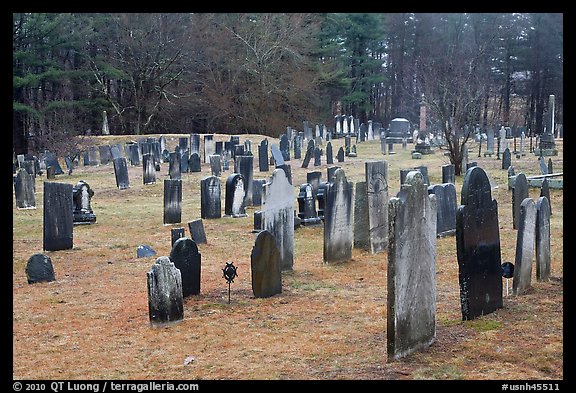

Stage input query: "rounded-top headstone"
[{"left": 25, "top": 253, "right": 56, "bottom": 284}]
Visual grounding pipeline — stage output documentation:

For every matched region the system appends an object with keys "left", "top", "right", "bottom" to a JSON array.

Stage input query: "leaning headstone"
[
  {"left": 456, "top": 166, "right": 503, "bottom": 320},
  {"left": 270, "top": 144, "right": 285, "bottom": 167},
  {"left": 262, "top": 169, "right": 295, "bottom": 271},
  {"left": 353, "top": 181, "right": 370, "bottom": 250},
  {"left": 200, "top": 176, "right": 221, "bottom": 219},
  {"left": 209, "top": 155, "right": 222, "bottom": 177},
  {"left": 170, "top": 237, "right": 201, "bottom": 297},
  {"left": 428, "top": 183, "right": 457, "bottom": 237},
  {"left": 251, "top": 230, "right": 282, "bottom": 298},
  {"left": 25, "top": 253, "right": 56, "bottom": 284},
  {"left": 235, "top": 155, "right": 254, "bottom": 206},
  {"left": 512, "top": 173, "right": 529, "bottom": 230},
  {"left": 137, "top": 245, "right": 157, "bottom": 258},
  {"left": 297, "top": 183, "right": 322, "bottom": 226},
  {"left": 540, "top": 178, "right": 552, "bottom": 215},
  {"left": 301, "top": 145, "right": 313, "bottom": 168},
  {"left": 14, "top": 168, "right": 36, "bottom": 209},
  {"left": 325, "top": 141, "right": 334, "bottom": 165},
  {"left": 189, "top": 152, "right": 201, "bottom": 173},
  {"left": 171, "top": 227, "right": 186, "bottom": 246},
  {"left": 113, "top": 157, "right": 130, "bottom": 190},
  {"left": 147, "top": 256, "right": 184, "bottom": 326},
  {"left": 188, "top": 219, "right": 207, "bottom": 245},
  {"left": 387, "top": 170, "right": 437, "bottom": 360},
  {"left": 258, "top": 139, "right": 269, "bottom": 172},
  {"left": 224, "top": 173, "right": 247, "bottom": 218},
  {"left": 513, "top": 198, "right": 536, "bottom": 295},
  {"left": 43, "top": 182, "right": 73, "bottom": 251},
  {"left": 72, "top": 180, "right": 96, "bottom": 224},
  {"left": 441, "top": 164, "right": 455, "bottom": 184},
  {"left": 43, "top": 152, "right": 65, "bottom": 174},
  {"left": 163, "top": 179, "right": 182, "bottom": 224},
  {"left": 365, "top": 161, "right": 389, "bottom": 254},
  {"left": 535, "top": 196, "right": 551, "bottom": 282},
  {"left": 323, "top": 169, "right": 354, "bottom": 263},
  {"left": 142, "top": 153, "right": 156, "bottom": 185}
]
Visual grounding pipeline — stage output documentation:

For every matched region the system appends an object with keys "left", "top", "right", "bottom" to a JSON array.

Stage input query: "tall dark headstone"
[
  {"left": 147, "top": 256, "right": 184, "bottom": 326},
  {"left": 326, "top": 141, "right": 334, "bottom": 165},
  {"left": 189, "top": 152, "right": 201, "bottom": 173},
  {"left": 262, "top": 169, "right": 295, "bottom": 271},
  {"left": 547, "top": 158, "right": 553, "bottom": 175},
  {"left": 441, "top": 164, "right": 455, "bottom": 184},
  {"left": 190, "top": 134, "right": 200, "bottom": 157},
  {"left": 336, "top": 147, "right": 344, "bottom": 163},
  {"left": 279, "top": 134, "right": 290, "bottom": 161},
  {"left": 180, "top": 150, "right": 189, "bottom": 173},
  {"left": 235, "top": 155, "right": 254, "bottom": 206},
  {"left": 99, "top": 145, "right": 112, "bottom": 165},
  {"left": 258, "top": 139, "right": 269, "bottom": 172},
  {"left": 540, "top": 178, "right": 552, "bottom": 215},
  {"left": 169, "top": 152, "right": 181, "bottom": 180},
  {"left": 427, "top": 183, "right": 457, "bottom": 237},
  {"left": 43, "top": 182, "right": 73, "bottom": 251},
  {"left": 501, "top": 148, "right": 511, "bottom": 170},
  {"left": 387, "top": 170, "right": 437, "bottom": 360},
  {"left": 72, "top": 180, "right": 96, "bottom": 224},
  {"left": 513, "top": 198, "right": 536, "bottom": 295},
  {"left": 251, "top": 230, "right": 282, "bottom": 298},
  {"left": 301, "top": 145, "right": 313, "bottom": 168},
  {"left": 316, "top": 181, "right": 327, "bottom": 220},
  {"left": 535, "top": 196, "right": 551, "bottom": 282},
  {"left": 170, "top": 237, "right": 201, "bottom": 297},
  {"left": 456, "top": 166, "right": 503, "bottom": 320},
  {"left": 142, "top": 153, "right": 156, "bottom": 185},
  {"left": 25, "top": 253, "right": 56, "bottom": 284},
  {"left": 113, "top": 157, "right": 130, "bottom": 190},
  {"left": 204, "top": 134, "right": 215, "bottom": 164},
  {"left": 14, "top": 168, "right": 36, "bottom": 209},
  {"left": 293, "top": 134, "right": 302, "bottom": 160},
  {"left": 128, "top": 144, "right": 140, "bottom": 166},
  {"left": 353, "top": 181, "right": 370, "bottom": 250},
  {"left": 224, "top": 173, "right": 247, "bottom": 217},
  {"left": 200, "top": 176, "right": 221, "bottom": 219},
  {"left": 323, "top": 169, "right": 354, "bottom": 263},
  {"left": 209, "top": 155, "right": 222, "bottom": 177},
  {"left": 365, "top": 161, "right": 389, "bottom": 254},
  {"left": 188, "top": 219, "right": 207, "bottom": 244},
  {"left": 313, "top": 147, "right": 322, "bottom": 166},
  {"left": 163, "top": 179, "right": 182, "bottom": 224},
  {"left": 512, "top": 173, "right": 529, "bottom": 230},
  {"left": 297, "top": 183, "right": 322, "bottom": 226}
]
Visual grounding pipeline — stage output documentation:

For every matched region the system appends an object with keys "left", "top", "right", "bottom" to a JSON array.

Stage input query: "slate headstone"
[
  {"left": 169, "top": 152, "right": 182, "bottom": 180},
  {"left": 441, "top": 164, "right": 455, "bottom": 184},
  {"left": 258, "top": 139, "right": 269, "bottom": 172},
  {"left": 262, "top": 169, "right": 295, "bottom": 271},
  {"left": 313, "top": 147, "right": 322, "bottom": 166},
  {"left": 252, "top": 178, "right": 267, "bottom": 206},
  {"left": 365, "top": 161, "right": 389, "bottom": 254},
  {"left": 456, "top": 166, "right": 503, "bottom": 320},
  {"left": 512, "top": 173, "right": 529, "bottom": 230},
  {"left": 513, "top": 198, "right": 536, "bottom": 295},
  {"left": 209, "top": 155, "right": 222, "bottom": 177},
  {"left": 251, "top": 230, "right": 282, "bottom": 298},
  {"left": 280, "top": 134, "right": 290, "bottom": 161},
  {"left": 428, "top": 183, "right": 457, "bottom": 237},
  {"left": 142, "top": 153, "right": 156, "bottom": 185},
  {"left": 301, "top": 145, "right": 313, "bottom": 168},
  {"left": 270, "top": 144, "right": 285, "bottom": 167},
  {"left": 326, "top": 141, "right": 334, "bottom": 165},
  {"left": 190, "top": 134, "right": 200, "bottom": 156},
  {"left": 538, "top": 156, "right": 548, "bottom": 175},
  {"left": 547, "top": 158, "right": 553, "bottom": 175},
  {"left": 99, "top": 145, "right": 112, "bottom": 165},
  {"left": 14, "top": 168, "right": 36, "bottom": 209},
  {"left": 204, "top": 134, "right": 215, "bottom": 164},
  {"left": 535, "top": 196, "right": 551, "bottom": 282},
  {"left": 297, "top": 183, "right": 321, "bottom": 226},
  {"left": 200, "top": 176, "right": 221, "bottom": 219},
  {"left": 171, "top": 227, "right": 186, "bottom": 246},
  {"left": 188, "top": 219, "right": 207, "bottom": 245},
  {"left": 235, "top": 155, "right": 254, "bottom": 206},
  {"left": 137, "top": 245, "right": 157, "bottom": 258},
  {"left": 336, "top": 147, "right": 344, "bottom": 163},
  {"left": 170, "top": 237, "right": 201, "bottom": 297},
  {"left": 306, "top": 171, "right": 322, "bottom": 200},
  {"left": 387, "top": 170, "right": 437, "bottom": 360},
  {"left": 25, "top": 253, "right": 56, "bottom": 284},
  {"left": 112, "top": 157, "right": 130, "bottom": 190},
  {"left": 43, "top": 182, "right": 73, "bottom": 251},
  {"left": 224, "top": 173, "right": 247, "bottom": 217},
  {"left": 189, "top": 152, "right": 201, "bottom": 173},
  {"left": 353, "top": 181, "right": 370, "bottom": 250},
  {"left": 540, "top": 178, "right": 552, "bottom": 215},
  {"left": 147, "top": 256, "right": 184, "bottom": 326},
  {"left": 128, "top": 144, "right": 140, "bottom": 166},
  {"left": 163, "top": 179, "right": 182, "bottom": 224},
  {"left": 323, "top": 169, "right": 354, "bottom": 263}
]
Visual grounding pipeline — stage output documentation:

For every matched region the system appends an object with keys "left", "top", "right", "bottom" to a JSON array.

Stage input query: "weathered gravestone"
[
  {"left": 336, "top": 147, "right": 345, "bottom": 163},
  {"left": 441, "top": 164, "right": 455, "bottom": 184},
  {"left": 209, "top": 155, "right": 222, "bottom": 177},
  {"left": 313, "top": 147, "right": 322, "bottom": 166},
  {"left": 235, "top": 155, "right": 254, "bottom": 206},
  {"left": 204, "top": 134, "right": 215, "bottom": 164},
  {"left": 110, "top": 144, "right": 123, "bottom": 160},
  {"left": 258, "top": 139, "right": 269, "bottom": 172},
  {"left": 169, "top": 152, "right": 182, "bottom": 180},
  {"left": 512, "top": 173, "right": 529, "bottom": 230},
  {"left": 251, "top": 230, "right": 282, "bottom": 298},
  {"left": 252, "top": 179, "right": 267, "bottom": 206},
  {"left": 428, "top": 183, "right": 457, "bottom": 237},
  {"left": 128, "top": 144, "right": 140, "bottom": 166},
  {"left": 540, "top": 178, "right": 552, "bottom": 215},
  {"left": 316, "top": 181, "right": 327, "bottom": 220},
  {"left": 224, "top": 173, "right": 247, "bottom": 218},
  {"left": 293, "top": 134, "right": 302, "bottom": 160},
  {"left": 327, "top": 166, "right": 341, "bottom": 182},
  {"left": 25, "top": 253, "right": 56, "bottom": 284},
  {"left": 262, "top": 169, "right": 295, "bottom": 271},
  {"left": 99, "top": 145, "right": 112, "bottom": 165},
  {"left": 189, "top": 152, "right": 201, "bottom": 173},
  {"left": 301, "top": 145, "right": 313, "bottom": 168},
  {"left": 72, "top": 180, "right": 96, "bottom": 224},
  {"left": 43, "top": 152, "right": 65, "bottom": 174},
  {"left": 387, "top": 170, "right": 437, "bottom": 361},
  {"left": 306, "top": 171, "right": 322, "bottom": 200},
  {"left": 180, "top": 150, "right": 189, "bottom": 173},
  {"left": 170, "top": 237, "right": 201, "bottom": 297},
  {"left": 538, "top": 156, "right": 548, "bottom": 175},
  {"left": 326, "top": 141, "right": 334, "bottom": 165},
  {"left": 113, "top": 157, "right": 130, "bottom": 190},
  {"left": 171, "top": 227, "right": 186, "bottom": 246},
  {"left": 365, "top": 161, "right": 389, "bottom": 254},
  {"left": 353, "top": 181, "right": 370, "bottom": 250},
  {"left": 513, "top": 198, "right": 536, "bottom": 295},
  {"left": 43, "top": 182, "right": 74, "bottom": 251},
  {"left": 147, "top": 256, "right": 184, "bottom": 326},
  {"left": 188, "top": 219, "right": 207, "bottom": 245},
  {"left": 14, "top": 168, "right": 36, "bottom": 209},
  {"left": 535, "top": 196, "right": 551, "bottom": 282},
  {"left": 297, "top": 183, "right": 322, "bottom": 226},
  {"left": 137, "top": 244, "right": 157, "bottom": 258},
  {"left": 280, "top": 134, "right": 290, "bottom": 161},
  {"left": 323, "top": 169, "right": 354, "bottom": 263},
  {"left": 163, "top": 179, "right": 182, "bottom": 224},
  {"left": 142, "top": 153, "right": 156, "bottom": 185},
  {"left": 547, "top": 158, "right": 553, "bottom": 175},
  {"left": 190, "top": 134, "right": 200, "bottom": 156},
  {"left": 456, "top": 166, "right": 503, "bottom": 320}
]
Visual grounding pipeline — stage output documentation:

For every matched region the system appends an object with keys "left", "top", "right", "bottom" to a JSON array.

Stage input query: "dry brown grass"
[{"left": 13, "top": 134, "right": 563, "bottom": 380}]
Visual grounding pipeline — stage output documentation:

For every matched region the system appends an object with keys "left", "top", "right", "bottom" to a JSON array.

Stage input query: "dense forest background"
[{"left": 13, "top": 13, "right": 563, "bottom": 155}]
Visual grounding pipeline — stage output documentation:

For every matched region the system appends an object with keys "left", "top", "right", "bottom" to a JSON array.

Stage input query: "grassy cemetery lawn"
[{"left": 12, "top": 135, "right": 563, "bottom": 380}]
